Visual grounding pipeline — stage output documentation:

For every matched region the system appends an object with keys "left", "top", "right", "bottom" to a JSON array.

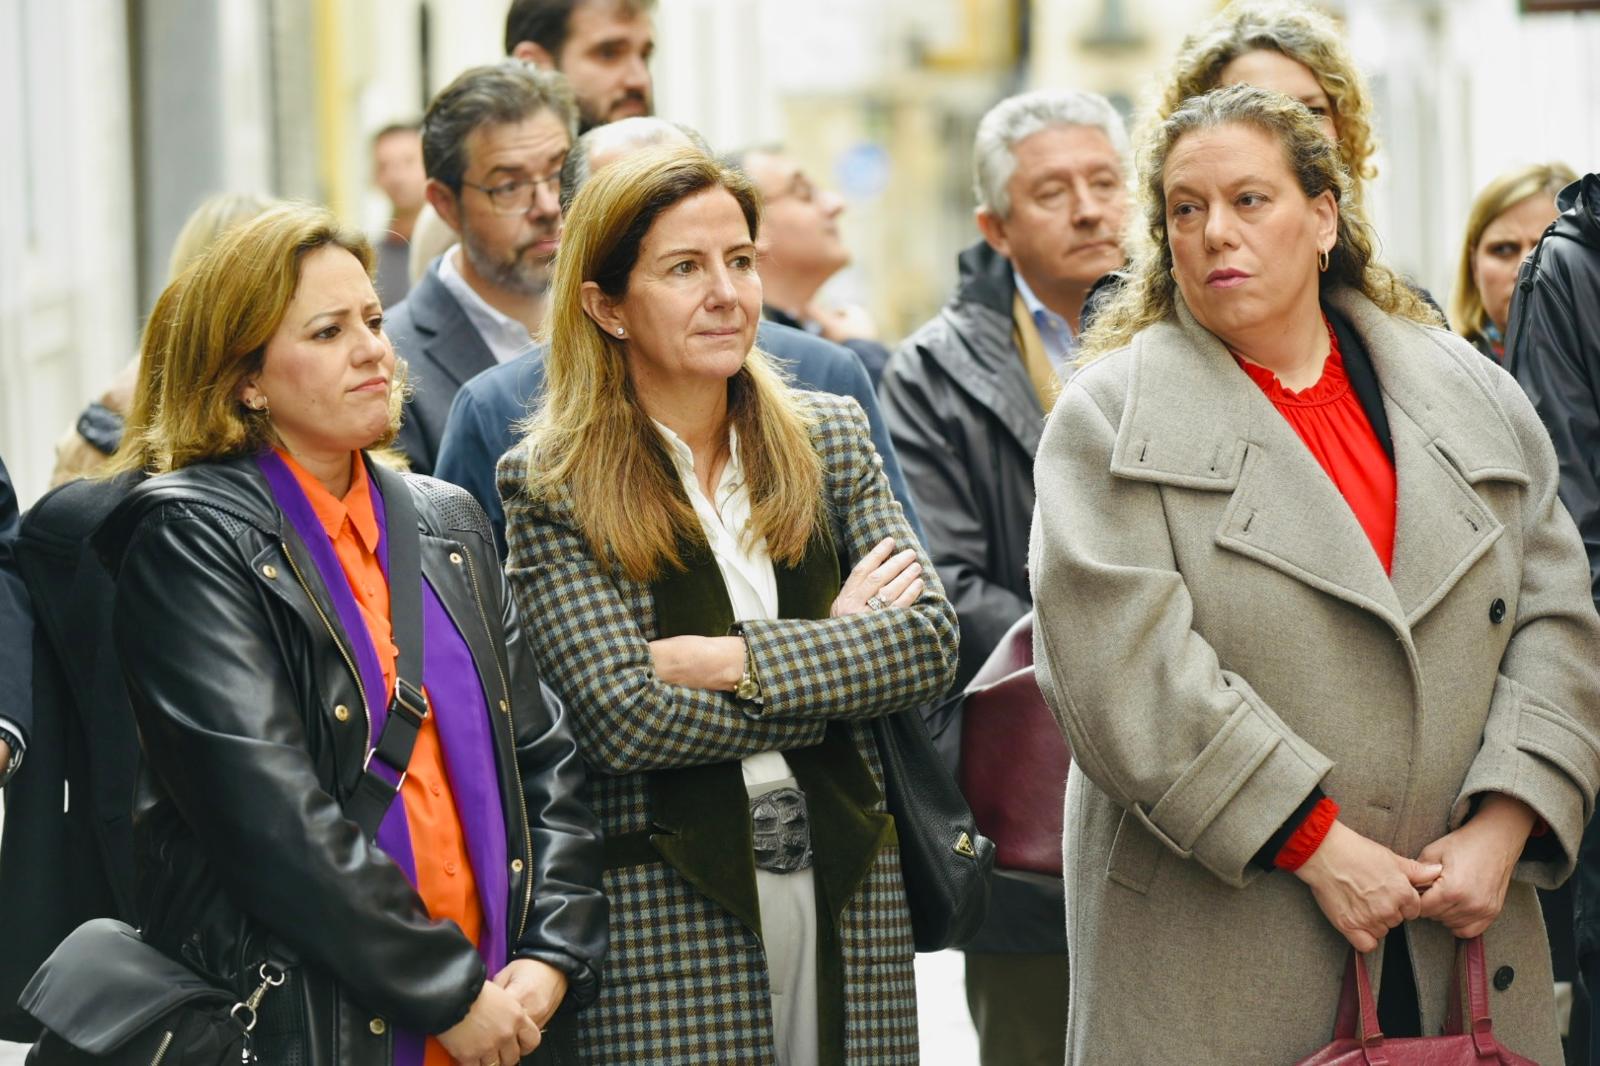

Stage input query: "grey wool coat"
[
  {"left": 1030, "top": 286, "right": 1600, "bottom": 1064},
  {"left": 499, "top": 393, "right": 960, "bottom": 1064}
]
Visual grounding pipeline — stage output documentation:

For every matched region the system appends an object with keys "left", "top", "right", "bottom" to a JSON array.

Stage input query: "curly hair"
[
  {"left": 1080, "top": 85, "right": 1437, "bottom": 362},
  {"left": 1149, "top": 1, "right": 1378, "bottom": 210}
]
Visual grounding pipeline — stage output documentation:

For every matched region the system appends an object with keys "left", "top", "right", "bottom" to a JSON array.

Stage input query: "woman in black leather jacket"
[{"left": 91, "top": 204, "right": 606, "bottom": 1066}]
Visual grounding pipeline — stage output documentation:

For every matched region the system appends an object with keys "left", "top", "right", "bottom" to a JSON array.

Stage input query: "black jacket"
[
  {"left": 0, "top": 474, "right": 142, "bottom": 1040},
  {"left": 0, "top": 454, "right": 30, "bottom": 740},
  {"left": 388, "top": 262, "right": 499, "bottom": 476},
  {"left": 879, "top": 241, "right": 1061, "bottom": 955},
  {"left": 1506, "top": 173, "right": 1600, "bottom": 958},
  {"left": 93, "top": 457, "right": 606, "bottom": 1065},
  {"left": 879, "top": 241, "right": 1038, "bottom": 693}
]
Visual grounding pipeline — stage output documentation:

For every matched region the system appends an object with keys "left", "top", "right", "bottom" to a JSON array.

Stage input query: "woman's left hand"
[
  {"left": 492, "top": 958, "right": 569, "bottom": 1029},
  {"left": 1415, "top": 793, "right": 1538, "bottom": 939},
  {"left": 647, "top": 635, "right": 746, "bottom": 691}
]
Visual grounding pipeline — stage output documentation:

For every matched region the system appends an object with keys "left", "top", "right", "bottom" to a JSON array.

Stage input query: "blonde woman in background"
[
  {"left": 1450, "top": 163, "right": 1576, "bottom": 363},
  {"left": 1150, "top": 0, "right": 1380, "bottom": 212},
  {"left": 49, "top": 192, "right": 275, "bottom": 486}
]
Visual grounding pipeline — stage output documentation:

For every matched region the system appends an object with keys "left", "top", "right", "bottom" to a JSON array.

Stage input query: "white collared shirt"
[
  {"left": 1013, "top": 267, "right": 1077, "bottom": 370},
  {"left": 652, "top": 420, "right": 792, "bottom": 787},
  {"left": 436, "top": 245, "right": 535, "bottom": 365}
]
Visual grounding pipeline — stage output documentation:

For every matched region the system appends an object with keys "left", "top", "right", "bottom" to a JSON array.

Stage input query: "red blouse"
[
  {"left": 1234, "top": 320, "right": 1396, "bottom": 573},
  {"left": 1236, "top": 318, "right": 1396, "bottom": 870}
]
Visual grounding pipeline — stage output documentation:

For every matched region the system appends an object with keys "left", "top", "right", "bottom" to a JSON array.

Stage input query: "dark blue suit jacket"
[
  {"left": 0, "top": 454, "right": 33, "bottom": 740},
  {"left": 435, "top": 321, "right": 924, "bottom": 557}
]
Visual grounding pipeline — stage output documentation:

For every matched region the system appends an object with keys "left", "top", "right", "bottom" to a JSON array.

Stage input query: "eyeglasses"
[{"left": 461, "top": 171, "right": 562, "bottom": 215}]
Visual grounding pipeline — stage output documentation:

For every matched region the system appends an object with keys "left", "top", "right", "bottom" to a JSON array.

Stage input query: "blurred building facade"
[{"left": 2, "top": 0, "right": 1596, "bottom": 504}]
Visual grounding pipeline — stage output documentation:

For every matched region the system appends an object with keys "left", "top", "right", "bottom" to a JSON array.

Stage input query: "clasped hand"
[
  {"left": 1296, "top": 795, "right": 1535, "bottom": 952},
  {"left": 437, "top": 959, "right": 567, "bottom": 1066}
]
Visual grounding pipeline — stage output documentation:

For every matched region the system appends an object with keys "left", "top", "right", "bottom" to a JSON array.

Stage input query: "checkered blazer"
[{"left": 499, "top": 392, "right": 959, "bottom": 1064}]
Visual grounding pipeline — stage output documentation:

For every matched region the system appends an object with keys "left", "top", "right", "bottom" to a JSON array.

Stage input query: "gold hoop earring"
[{"left": 1318, "top": 248, "right": 1330, "bottom": 273}]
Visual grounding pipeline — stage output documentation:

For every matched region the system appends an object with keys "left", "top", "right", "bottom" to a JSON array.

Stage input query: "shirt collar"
[
  {"left": 436, "top": 245, "right": 535, "bottom": 365},
  {"left": 651, "top": 420, "right": 745, "bottom": 496},
  {"left": 276, "top": 449, "right": 381, "bottom": 554},
  {"left": 1013, "top": 268, "right": 1067, "bottom": 331},
  {"left": 1012, "top": 267, "right": 1077, "bottom": 364}
]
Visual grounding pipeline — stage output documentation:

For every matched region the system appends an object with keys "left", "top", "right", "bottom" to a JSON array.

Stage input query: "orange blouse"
[{"left": 281, "top": 451, "right": 482, "bottom": 1063}]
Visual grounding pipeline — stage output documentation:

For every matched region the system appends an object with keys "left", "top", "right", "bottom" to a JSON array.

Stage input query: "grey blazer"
[
  {"left": 1030, "top": 286, "right": 1600, "bottom": 1063},
  {"left": 385, "top": 261, "right": 499, "bottom": 476}
]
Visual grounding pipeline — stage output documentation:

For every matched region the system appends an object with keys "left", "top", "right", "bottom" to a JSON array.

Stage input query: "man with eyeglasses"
[
  {"left": 386, "top": 61, "right": 578, "bottom": 475},
  {"left": 731, "top": 147, "right": 892, "bottom": 386}
]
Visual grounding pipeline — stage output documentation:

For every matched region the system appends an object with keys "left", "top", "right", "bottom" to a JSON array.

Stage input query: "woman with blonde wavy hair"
[
  {"left": 499, "top": 144, "right": 959, "bottom": 1065},
  {"left": 59, "top": 203, "right": 607, "bottom": 1066},
  {"left": 1450, "top": 162, "right": 1576, "bottom": 362},
  {"left": 1151, "top": 1, "right": 1379, "bottom": 210},
  {"left": 1036, "top": 85, "right": 1600, "bottom": 1061}
]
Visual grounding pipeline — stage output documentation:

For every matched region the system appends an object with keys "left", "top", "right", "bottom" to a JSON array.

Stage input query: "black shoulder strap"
[{"left": 343, "top": 461, "right": 429, "bottom": 841}]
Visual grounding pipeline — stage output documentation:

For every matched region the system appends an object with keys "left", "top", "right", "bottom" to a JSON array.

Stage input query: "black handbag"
[
  {"left": 20, "top": 464, "right": 432, "bottom": 1064},
  {"left": 20, "top": 921, "right": 283, "bottom": 1066},
  {"left": 872, "top": 706, "right": 996, "bottom": 951}
]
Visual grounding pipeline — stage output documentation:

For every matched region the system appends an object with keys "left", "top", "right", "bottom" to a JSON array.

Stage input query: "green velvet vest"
[{"left": 603, "top": 531, "right": 895, "bottom": 1066}]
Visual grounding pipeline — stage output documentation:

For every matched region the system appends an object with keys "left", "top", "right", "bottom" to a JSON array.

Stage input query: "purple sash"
[{"left": 257, "top": 453, "right": 511, "bottom": 1061}]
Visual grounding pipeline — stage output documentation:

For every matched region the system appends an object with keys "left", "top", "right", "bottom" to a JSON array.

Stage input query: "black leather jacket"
[
  {"left": 94, "top": 456, "right": 606, "bottom": 1066},
  {"left": 1506, "top": 174, "right": 1600, "bottom": 960}
]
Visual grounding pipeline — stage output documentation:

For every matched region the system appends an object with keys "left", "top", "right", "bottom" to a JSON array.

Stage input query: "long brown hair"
[
  {"left": 1150, "top": 1, "right": 1378, "bottom": 211},
  {"left": 108, "top": 203, "right": 402, "bottom": 475},
  {"left": 1081, "top": 85, "right": 1437, "bottom": 362},
  {"left": 521, "top": 144, "right": 824, "bottom": 582}
]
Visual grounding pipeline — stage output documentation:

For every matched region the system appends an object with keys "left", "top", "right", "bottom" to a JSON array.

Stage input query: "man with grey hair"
[
  {"left": 556, "top": 116, "right": 707, "bottom": 213},
  {"left": 877, "top": 87, "right": 1129, "bottom": 1066},
  {"left": 434, "top": 118, "right": 923, "bottom": 558},
  {"left": 386, "top": 60, "right": 578, "bottom": 475}
]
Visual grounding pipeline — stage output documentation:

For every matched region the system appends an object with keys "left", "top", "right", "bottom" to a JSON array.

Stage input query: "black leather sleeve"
[
  {"left": 111, "top": 505, "right": 484, "bottom": 1034},
  {"left": 495, "top": 551, "right": 608, "bottom": 1008},
  {"left": 1511, "top": 251, "right": 1600, "bottom": 615}
]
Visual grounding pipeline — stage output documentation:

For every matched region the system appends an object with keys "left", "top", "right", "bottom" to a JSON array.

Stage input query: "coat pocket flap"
[{"left": 19, "top": 919, "right": 233, "bottom": 1053}]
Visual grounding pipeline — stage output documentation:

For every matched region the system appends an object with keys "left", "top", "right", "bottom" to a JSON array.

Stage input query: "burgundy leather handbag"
[
  {"left": 1296, "top": 937, "right": 1536, "bottom": 1065},
  {"left": 957, "top": 612, "right": 1073, "bottom": 876}
]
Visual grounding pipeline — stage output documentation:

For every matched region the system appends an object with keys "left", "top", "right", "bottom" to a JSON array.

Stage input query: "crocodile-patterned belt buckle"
[{"left": 750, "top": 786, "right": 813, "bottom": 874}]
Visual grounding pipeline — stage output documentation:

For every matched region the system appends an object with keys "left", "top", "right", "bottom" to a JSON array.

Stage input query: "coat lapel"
[
  {"left": 1324, "top": 290, "right": 1524, "bottom": 626},
  {"left": 1113, "top": 298, "right": 1406, "bottom": 634},
  {"left": 408, "top": 265, "right": 498, "bottom": 389}
]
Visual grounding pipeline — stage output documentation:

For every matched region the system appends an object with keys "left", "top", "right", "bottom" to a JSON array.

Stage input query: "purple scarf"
[{"left": 257, "top": 453, "right": 510, "bottom": 1064}]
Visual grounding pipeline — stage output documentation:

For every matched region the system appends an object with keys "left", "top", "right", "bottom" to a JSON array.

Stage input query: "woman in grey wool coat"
[{"left": 1031, "top": 85, "right": 1600, "bottom": 1063}]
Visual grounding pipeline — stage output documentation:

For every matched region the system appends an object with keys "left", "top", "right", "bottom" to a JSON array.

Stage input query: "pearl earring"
[{"left": 616, "top": 327, "right": 625, "bottom": 336}]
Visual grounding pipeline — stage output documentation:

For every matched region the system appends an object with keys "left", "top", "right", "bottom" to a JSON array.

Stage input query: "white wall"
[
  {"left": 1348, "top": 0, "right": 1600, "bottom": 301},
  {"left": 0, "top": 0, "right": 138, "bottom": 507}
]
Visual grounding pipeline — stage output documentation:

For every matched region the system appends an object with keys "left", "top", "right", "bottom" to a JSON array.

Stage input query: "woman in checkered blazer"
[{"left": 498, "top": 145, "right": 959, "bottom": 1065}]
